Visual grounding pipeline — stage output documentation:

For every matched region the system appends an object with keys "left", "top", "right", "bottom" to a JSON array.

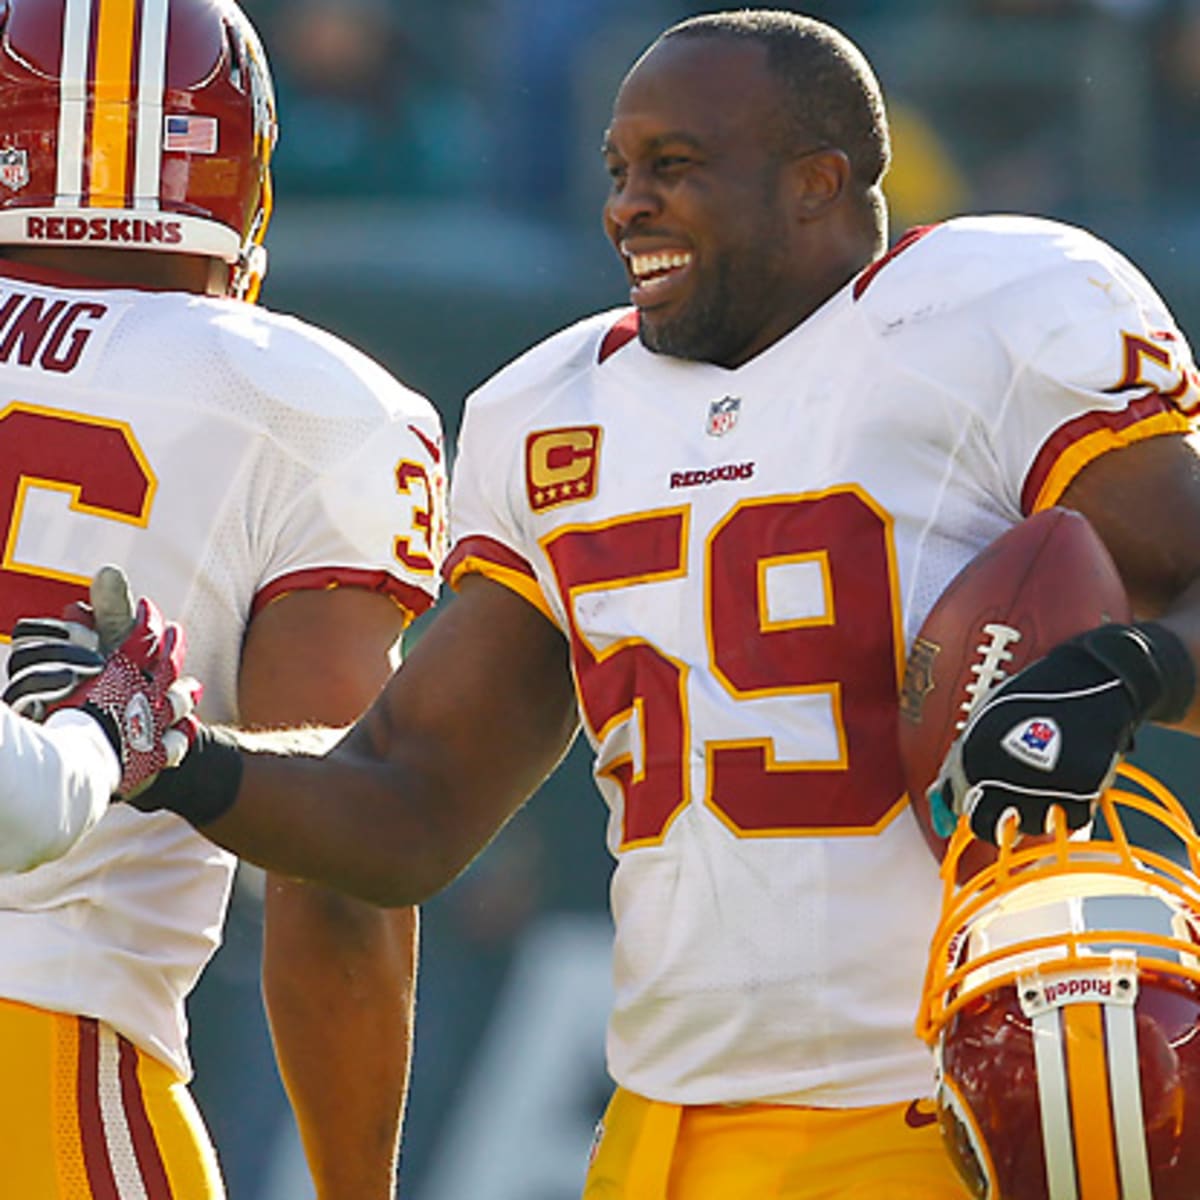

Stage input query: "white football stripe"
[
  {"left": 133, "top": 0, "right": 169, "bottom": 208},
  {"left": 96, "top": 1025, "right": 151, "bottom": 1200},
  {"left": 56, "top": 0, "right": 93, "bottom": 204},
  {"left": 1031, "top": 1009, "right": 1079, "bottom": 1200},
  {"left": 1105, "top": 1003, "right": 1153, "bottom": 1197}
]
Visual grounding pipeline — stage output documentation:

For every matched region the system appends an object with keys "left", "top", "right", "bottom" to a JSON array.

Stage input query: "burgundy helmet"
[
  {"left": 0, "top": 0, "right": 277, "bottom": 299},
  {"left": 918, "top": 764, "right": 1200, "bottom": 1200}
]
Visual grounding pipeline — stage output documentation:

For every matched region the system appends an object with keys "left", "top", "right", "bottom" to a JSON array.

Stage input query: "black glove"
[
  {"left": 4, "top": 616, "right": 105, "bottom": 721},
  {"left": 930, "top": 621, "right": 1194, "bottom": 844}
]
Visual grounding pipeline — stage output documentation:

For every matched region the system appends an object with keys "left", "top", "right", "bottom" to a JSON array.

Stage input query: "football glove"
[
  {"left": 3, "top": 564, "right": 138, "bottom": 722},
  {"left": 5, "top": 571, "right": 203, "bottom": 798},
  {"left": 929, "top": 621, "right": 1195, "bottom": 844},
  {"left": 79, "top": 596, "right": 202, "bottom": 798},
  {"left": 4, "top": 615, "right": 104, "bottom": 721}
]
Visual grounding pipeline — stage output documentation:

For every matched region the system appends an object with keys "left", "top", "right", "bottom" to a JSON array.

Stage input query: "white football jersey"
[
  {"left": 0, "top": 259, "right": 446, "bottom": 1079},
  {"left": 446, "top": 215, "right": 1196, "bottom": 1107}
]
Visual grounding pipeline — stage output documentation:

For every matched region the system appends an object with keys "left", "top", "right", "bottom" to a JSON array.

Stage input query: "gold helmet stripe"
[
  {"left": 1062, "top": 1003, "right": 1120, "bottom": 1199},
  {"left": 90, "top": 0, "right": 138, "bottom": 207}
]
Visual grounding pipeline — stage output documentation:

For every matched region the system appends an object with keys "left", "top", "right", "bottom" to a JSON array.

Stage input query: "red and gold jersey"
[
  {"left": 0, "top": 259, "right": 446, "bottom": 1079},
  {"left": 445, "top": 215, "right": 1195, "bottom": 1108}
]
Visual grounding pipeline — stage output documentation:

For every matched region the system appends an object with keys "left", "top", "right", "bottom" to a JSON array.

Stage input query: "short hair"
[{"left": 659, "top": 10, "right": 891, "bottom": 191}]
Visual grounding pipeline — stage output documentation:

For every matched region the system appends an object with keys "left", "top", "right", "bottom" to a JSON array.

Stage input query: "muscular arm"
[
  {"left": 238, "top": 586, "right": 415, "bottom": 1200},
  {"left": 202, "top": 573, "right": 580, "bottom": 906},
  {"left": 1060, "top": 431, "right": 1200, "bottom": 732}
]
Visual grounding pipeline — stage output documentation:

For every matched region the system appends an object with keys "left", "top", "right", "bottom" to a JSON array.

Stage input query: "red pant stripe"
[
  {"left": 118, "top": 1033, "right": 174, "bottom": 1199},
  {"left": 77, "top": 1016, "right": 121, "bottom": 1200}
]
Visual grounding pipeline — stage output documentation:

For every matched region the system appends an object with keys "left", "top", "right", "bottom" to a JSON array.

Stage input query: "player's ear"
[{"left": 788, "top": 148, "right": 851, "bottom": 220}]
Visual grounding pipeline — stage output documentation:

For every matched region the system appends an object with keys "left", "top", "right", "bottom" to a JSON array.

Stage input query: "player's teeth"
[{"left": 630, "top": 251, "right": 691, "bottom": 279}]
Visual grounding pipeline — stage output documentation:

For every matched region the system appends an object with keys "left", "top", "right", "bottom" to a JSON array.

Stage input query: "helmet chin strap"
[{"left": 230, "top": 243, "right": 268, "bottom": 303}]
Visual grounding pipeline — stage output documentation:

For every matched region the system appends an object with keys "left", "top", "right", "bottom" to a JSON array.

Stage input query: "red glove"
[{"left": 75, "top": 596, "right": 202, "bottom": 798}]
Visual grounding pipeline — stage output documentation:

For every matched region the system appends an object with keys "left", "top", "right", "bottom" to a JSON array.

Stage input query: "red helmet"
[
  {"left": 0, "top": 0, "right": 277, "bottom": 299},
  {"left": 918, "top": 764, "right": 1200, "bottom": 1200}
]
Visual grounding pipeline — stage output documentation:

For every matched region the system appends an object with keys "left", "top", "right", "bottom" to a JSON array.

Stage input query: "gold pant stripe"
[{"left": 1062, "top": 1003, "right": 1120, "bottom": 1200}]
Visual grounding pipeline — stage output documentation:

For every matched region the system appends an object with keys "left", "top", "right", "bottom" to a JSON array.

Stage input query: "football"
[{"left": 898, "top": 507, "right": 1131, "bottom": 871}]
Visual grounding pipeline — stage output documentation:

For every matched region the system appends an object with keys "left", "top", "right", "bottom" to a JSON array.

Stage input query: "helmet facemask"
[{"left": 919, "top": 765, "right": 1200, "bottom": 1200}]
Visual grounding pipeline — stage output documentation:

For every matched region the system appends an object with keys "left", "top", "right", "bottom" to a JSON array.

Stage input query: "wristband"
[{"left": 124, "top": 724, "right": 243, "bottom": 826}]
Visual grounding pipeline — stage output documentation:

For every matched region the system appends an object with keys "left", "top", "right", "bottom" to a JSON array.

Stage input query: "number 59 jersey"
[
  {"left": 0, "top": 259, "right": 446, "bottom": 1079},
  {"left": 445, "top": 216, "right": 1196, "bottom": 1108}
]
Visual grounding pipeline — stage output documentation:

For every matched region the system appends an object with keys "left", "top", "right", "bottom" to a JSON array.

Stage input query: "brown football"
[{"left": 898, "top": 507, "right": 1131, "bottom": 874}]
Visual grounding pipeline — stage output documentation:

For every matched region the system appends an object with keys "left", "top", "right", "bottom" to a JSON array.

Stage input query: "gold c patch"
[{"left": 525, "top": 425, "right": 601, "bottom": 513}]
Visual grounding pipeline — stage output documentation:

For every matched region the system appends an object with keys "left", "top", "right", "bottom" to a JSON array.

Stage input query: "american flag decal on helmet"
[{"left": 164, "top": 115, "right": 218, "bottom": 155}]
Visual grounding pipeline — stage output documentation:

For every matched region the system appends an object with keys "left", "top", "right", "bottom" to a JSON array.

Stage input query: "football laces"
[{"left": 957, "top": 622, "right": 1022, "bottom": 731}]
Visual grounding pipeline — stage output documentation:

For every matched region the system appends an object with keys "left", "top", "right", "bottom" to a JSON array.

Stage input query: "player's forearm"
[
  {"left": 139, "top": 727, "right": 481, "bottom": 905},
  {"left": 0, "top": 707, "right": 118, "bottom": 872},
  {"left": 263, "top": 877, "right": 416, "bottom": 1200},
  {"left": 138, "top": 698, "right": 575, "bottom": 905}
]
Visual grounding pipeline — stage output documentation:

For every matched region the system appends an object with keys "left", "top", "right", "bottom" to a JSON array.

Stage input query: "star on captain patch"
[
  {"left": 0, "top": 147, "right": 28, "bottom": 192},
  {"left": 706, "top": 395, "right": 740, "bottom": 437}
]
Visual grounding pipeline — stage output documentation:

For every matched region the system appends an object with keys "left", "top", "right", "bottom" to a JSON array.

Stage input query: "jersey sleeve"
[
  {"left": 252, "top": 404, "right": 448, "bottom": 626},
  {"left": 992, "top": 236, "right": 1197, "bottom": 514},
  {"left": 0, "top": 707, "right": 117, "bottom": 873},
  {"left": 443, "top": 390, "right": 558, "bottom": 624}
]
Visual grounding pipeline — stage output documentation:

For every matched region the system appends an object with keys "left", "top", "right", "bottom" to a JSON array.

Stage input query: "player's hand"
[
  {"left": 4, "top": 614, "right": 104, "bottom": 721},
  {"left": 3, "top": 564, "right": 151, "bottom": 722},
  {"left": 929, "top": 622, "right": 1195, "bottom": 844},
  {"left": 3, "top": 563, "right": 149, "bottom": 721},
  {"left": 74, "top": 595, "right": 203, "bottom": 798},
  {"left": 4, "top": 567, "right": 203, "bottom": 797}
]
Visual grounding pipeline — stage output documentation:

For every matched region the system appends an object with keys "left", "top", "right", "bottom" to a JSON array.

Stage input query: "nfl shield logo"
[
  {"left": 1002, "top": 714, "right": 1062, "bottom": 771},
  {"left": 706, "top": 395, "right": 741, "bottom": 437},
  {"left": 0, "top": 147, "right": 28, "bottom": 192}
]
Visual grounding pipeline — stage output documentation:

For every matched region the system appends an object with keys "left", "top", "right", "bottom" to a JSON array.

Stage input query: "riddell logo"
[
  {"left": 26, "top": 215, "right": 184, "bottom": 246},
  {"left": 1043, "top": 976, "right": 1113, "bottom": 1004}
]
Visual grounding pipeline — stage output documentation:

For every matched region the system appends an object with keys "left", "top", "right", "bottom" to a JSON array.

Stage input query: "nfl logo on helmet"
[{"left": 0, "top": 147, "right": 28, "bottom": 191}]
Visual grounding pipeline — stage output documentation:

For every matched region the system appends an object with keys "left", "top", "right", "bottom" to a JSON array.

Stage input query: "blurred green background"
[{"left": 186, "top": 2, "right": 1200, "bottom": 1197}]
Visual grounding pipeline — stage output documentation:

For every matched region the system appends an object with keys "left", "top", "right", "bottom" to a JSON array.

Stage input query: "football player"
[
  {"left": 45, "top": 8, "right": 1200, "bottom": 1199},
  {"left": 0, "top": 0, "right": 445, "bottom": 1196}
]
